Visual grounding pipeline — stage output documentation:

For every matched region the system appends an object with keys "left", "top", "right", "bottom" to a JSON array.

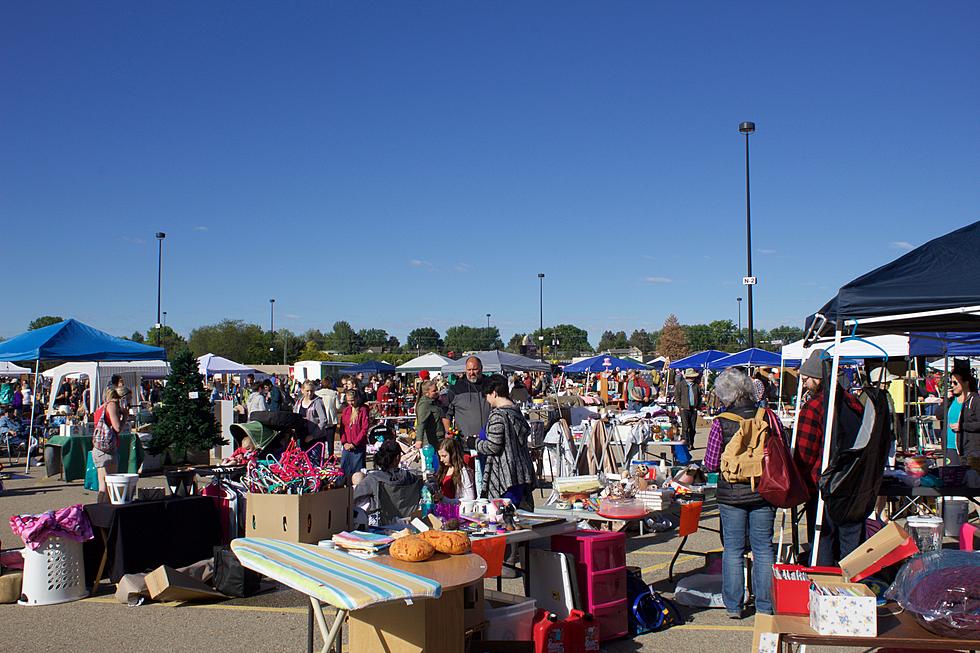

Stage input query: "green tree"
[
  {"left": 130, "top": 331, "right": 146, "bottom": 343},
  {"left": 386, "top": 335, "right": 400, "bottom": 350},
  {"left": 684, "top": 324, "right": 714, "bottom": 352},
  {"left": 506, "top": 333, "right": 526, "bottom": 353},
  {"left": 358, "top": 328, "right": 389, "bottom": 348},
  {"left": 188, "top": 320, "right": 269, "bottom": 363},
  {"left": 767, "top": 326, "right": 804, "bottom": 346},
  {"left": 301, "top": 329, "right": 327, "bottom": 350},
  {"left": 530, "top": 324, "right": 592, "bottom": 355},
  {"left": 325, "top": 321, "right": 362, "bottom": 354},
  {"left": 444, "top": 325, "right": 503, "bottom": 353},
  {"left": 29, "top": 315, "right": 64, "bottom": 330},
  {"left": 298, "top": 340, "right": 328, "bottom": 361},
  {"left": 597, "top": 330, "right": 629, "bottom": 351},
  {"left": 146, "top": 349, "right": 223, "bottom": 461},
  {"left": 145, "top": 326, "right": 189, "bottom": 361},
  {"left": 406, "top": 327, "right": 443, "bottom": 352},
  {"left": 658, "top": 314, "right": 689, "bottom": 359},
  {"left": 628, "top": 329, "right": 656, "bottom": 355}
]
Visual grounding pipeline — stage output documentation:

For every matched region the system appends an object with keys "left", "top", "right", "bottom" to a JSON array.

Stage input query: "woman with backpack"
[
  {"left": 93, "top": 387, "right": 127, "bottom": 503},
  {"left": 293, "top": 381, "right": 328, "bottom": 447},
  {"left": 702, "top": 367, "right": 783, "bottom": 619}
]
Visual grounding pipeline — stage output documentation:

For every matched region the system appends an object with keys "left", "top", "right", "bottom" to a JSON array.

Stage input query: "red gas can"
[
  {"left": 566, "top": 609, "right": 601, "bottom": 652},
  {"left": 532, "top": 609, "right": 568, "bottom": 653}
]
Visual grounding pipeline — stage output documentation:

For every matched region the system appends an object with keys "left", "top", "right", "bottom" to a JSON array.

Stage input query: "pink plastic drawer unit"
[
  {"left": 551, "top": 530, "right": 626, "bottom": 574},
  {"left": 592, "top": 598, "right": 629, "bottom": 641},
  {"left": 586, "top": 566, "right": 627, "bottom": 607}
]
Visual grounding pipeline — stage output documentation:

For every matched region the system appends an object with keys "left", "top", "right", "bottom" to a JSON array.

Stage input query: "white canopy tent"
[
  {"left": 197, "top": 353, "right": 255, "bottom": 377},
  {"left": 781, "top": 334, "right": 908, "bottom": 362},
  {"left": 43, "top": 360, "right": 170, "bottom": 414},
  {"left": 0, "top": 362, "right": 31, "bottom": 376},
  {"left": 397, "top": 352, "right": 453, "bottom": 374}
]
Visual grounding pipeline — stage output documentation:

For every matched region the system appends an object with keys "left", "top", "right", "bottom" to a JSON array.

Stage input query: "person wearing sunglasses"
[{"left": 948, "top": 371, "right": 980, "bottom": 462}]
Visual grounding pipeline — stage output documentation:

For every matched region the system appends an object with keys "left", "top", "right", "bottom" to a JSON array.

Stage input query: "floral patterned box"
[{"left": 808, "top": 581, "right": 877, "bottom": 637}]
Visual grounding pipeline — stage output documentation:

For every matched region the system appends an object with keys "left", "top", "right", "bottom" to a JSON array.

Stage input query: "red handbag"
[{"left": 758, "top": 410, "right": 810, "bottom": 508}]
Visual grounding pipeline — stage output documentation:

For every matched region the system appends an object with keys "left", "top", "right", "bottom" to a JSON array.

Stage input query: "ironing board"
[{"left": 231, "top": 537, "right": 442, "bottom": 653}]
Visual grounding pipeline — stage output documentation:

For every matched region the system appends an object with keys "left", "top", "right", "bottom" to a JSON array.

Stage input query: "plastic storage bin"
[
  {"left": 485, "top": 590, "right": 537, "bottom": 641},
  {"left": 552, "top": 530, "right": 626, "bottom": 573},
  {"left": 19, "top": 536, "right": 87, "bottom": 606},
  {"left": 587, "top": 567, "right": 628, "bottom": 607},
  {"left": 592, "top": 599, "right": 629, "bottom": 640}
]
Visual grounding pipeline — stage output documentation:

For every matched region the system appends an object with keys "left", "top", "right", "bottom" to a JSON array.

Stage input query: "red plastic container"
[
  {"left": 586, "top": 567, "right": 628, "bottom": 606},
  {"left": 771, "top": 564, "right": 842, "bottom": 616},
  {"left": 551, "top": 530, "right": 625, "bottom": 573},
  {"left": 591, "top": 599, "right": 629, "bottom": 641},
  {"left": 566, "top": 610, "right": 601, "bottom": 652},
  {"left": 532, "top": 609, "right": 568, "bottom": 653}
]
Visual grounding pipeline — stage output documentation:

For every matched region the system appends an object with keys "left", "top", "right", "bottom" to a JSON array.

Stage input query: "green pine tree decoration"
[{"left": 147, "top": 348, "right": 224, "bottom": 461}]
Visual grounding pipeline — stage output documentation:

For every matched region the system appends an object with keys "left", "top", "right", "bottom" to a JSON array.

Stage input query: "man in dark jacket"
[
  {"left": 415, "top": 380, "right": 446, "bottom": 449},
  {"left": 443, "top": 356, "right": 491, "bottom": 440},
  {"left": 674, "top": 368, "right": 702, "bottom": 448}
]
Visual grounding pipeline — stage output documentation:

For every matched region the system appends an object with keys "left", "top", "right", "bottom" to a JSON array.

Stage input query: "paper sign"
[{"left": 188, "top": 391, "right": 199, "bottom": 399}]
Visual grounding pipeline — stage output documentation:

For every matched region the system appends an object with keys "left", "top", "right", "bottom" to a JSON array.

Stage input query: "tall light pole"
[
  {"left": 269, "top": 299, "right": 275, "bottom": 356},
  {"left": 155, "top": 232, "right": 166, "bottom": 345},
  {"left": 162, "top": 311, "right": 167, "bottom": 329},
  {"left": 736, "top": 297, "right": 742, "bottom": 344},
  {"left": 739, "top": 121, "right": 756, "bottom": 348},
  {"left": 486, "top": 313, "right": 491, "bottom": 329},
  {"left": 537, "top": 273, "right": 545, "bottom": 360}
]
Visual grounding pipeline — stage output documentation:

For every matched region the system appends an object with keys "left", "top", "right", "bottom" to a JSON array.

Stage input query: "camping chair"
[{"left": 375, "top": 477, "right": 424, "bottom": 525}]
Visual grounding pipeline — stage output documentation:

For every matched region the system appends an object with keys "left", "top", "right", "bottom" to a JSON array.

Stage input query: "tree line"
[{"left": 24, "top": 314, "right": 804, "bottom": 365}]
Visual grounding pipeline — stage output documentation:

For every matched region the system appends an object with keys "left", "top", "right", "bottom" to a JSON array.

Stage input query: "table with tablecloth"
[
  {"left": 83, "top": 496, "right": 221, "bottom": 589},
  {"left": 46, "top": 432, "right": 144, "bottom": 481}
]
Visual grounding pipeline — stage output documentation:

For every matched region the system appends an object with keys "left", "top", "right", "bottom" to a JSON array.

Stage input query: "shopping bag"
[
  {"left": 84, "top": 451, "right": 99, "bottom": 492},
  {"left": 213, "top": 545, "right": 260, "bottom": 598}
]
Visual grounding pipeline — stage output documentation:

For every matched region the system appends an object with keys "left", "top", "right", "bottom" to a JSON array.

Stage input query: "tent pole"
[
  {"left": 943, "top": 351, "right": 949, "bottom": 462},
  {"left": 25, "top": 358, "right": 40, "bottom": 473},
  {"left": 810, "top": 327, "right": 842, "bottom": 566},
  {"left": 780, "top": 355, "right": 808, "bottom": 562}
]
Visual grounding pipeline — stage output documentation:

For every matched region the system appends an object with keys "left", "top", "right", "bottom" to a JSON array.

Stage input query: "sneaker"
[{"left": 727, "top": 610, "right": 743, "bottom": 620}]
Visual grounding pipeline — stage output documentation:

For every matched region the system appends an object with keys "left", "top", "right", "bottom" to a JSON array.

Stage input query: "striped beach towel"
[{"left": 230, "top": 537, "right": 442, "bottom": 610}]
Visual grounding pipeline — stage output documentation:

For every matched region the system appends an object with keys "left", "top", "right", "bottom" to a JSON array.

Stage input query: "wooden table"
[
  {"left": 348, "top": 553, "right": 487, "bottom": 653},
  {"left": 756, "top": 604, "right": 980, "bottom": 652}
]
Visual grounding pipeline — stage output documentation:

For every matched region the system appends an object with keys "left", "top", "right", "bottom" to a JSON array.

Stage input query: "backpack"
[
  {"left": 92, "top": 403, "right": 118, "bottom": 453},
  {"left": 718, "top": 408, "right": 769, "bottom": 490},
  {"left": 757, "top": 410, "right": 810, "bottom": 508},
  {"left": 626, "top": 568, "right": 684, "bottom": 635}
]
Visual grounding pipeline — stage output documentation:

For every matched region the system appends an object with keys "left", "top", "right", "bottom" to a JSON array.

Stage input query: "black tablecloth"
[{"left": 83, "top": 496, "right": 221, "bottom": 583}]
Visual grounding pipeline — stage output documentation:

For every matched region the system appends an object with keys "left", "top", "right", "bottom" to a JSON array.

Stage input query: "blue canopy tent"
[
  {"left": 0, "top": 318, "right": 166, "bottom": 471},
  {"left": 668, "top": 350, "right": 728, "bottom": 370},
  {"left": 563, "top": 354, "right": 650, "bottom": 373},
  {"left": 909, "top": 332, "right": 980, "bottom": 357},
  {"left": 344, "top": 360, "right": 397, "bottom": 375},
  {"left": 707, "top": 348, "right": 783, "bottom": 370}
]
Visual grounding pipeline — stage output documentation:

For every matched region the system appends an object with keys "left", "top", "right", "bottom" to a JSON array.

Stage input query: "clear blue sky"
[{"left": 2, "top": 2, "right": 977, "bottom": 346}]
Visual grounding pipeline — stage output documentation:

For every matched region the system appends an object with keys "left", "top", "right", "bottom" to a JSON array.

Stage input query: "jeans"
[
  {"left": 628, "top": 400, "right": 643, "bottom": 412},
  {"left": 680, "top": 409, "right": 697, "bottom": 447},
  {"left": 805, "top": 500, "right": 865, "bottom": 566},
  {"left": 340, "top": 448, "right": 366, "bottom": 481},
  {"left": 719, "top": 503, "right": 775, "bottom": 615}
]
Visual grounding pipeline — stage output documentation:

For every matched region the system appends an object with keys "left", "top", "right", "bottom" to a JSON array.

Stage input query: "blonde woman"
[{"left": 93, "top": 387, "right": 127, "bottom": 503}]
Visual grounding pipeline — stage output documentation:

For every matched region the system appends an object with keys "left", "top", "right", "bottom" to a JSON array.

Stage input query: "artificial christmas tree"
[{"left": 147, "top": 349, "right": 224, "bottom": 462}]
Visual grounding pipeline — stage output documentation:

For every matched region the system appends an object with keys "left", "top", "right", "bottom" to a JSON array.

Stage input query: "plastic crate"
[
  {"left": 552, "top": 530, "right": 625, "bottom": 574},
  {"left": 592, "top": 598, "right": 629, "bottom": 641},
  {"left": 585, "top": 566, "right": 627, "bottom": 608},
  {"left": 484, "top": 590, "right": 537, "bottom": 641}
]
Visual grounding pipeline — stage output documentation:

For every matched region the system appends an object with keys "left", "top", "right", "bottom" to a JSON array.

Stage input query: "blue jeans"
[
  {"left": 628, "top": 400, "right": 643, "bottom": 412},
  {"left": 340, "top": 449, "right": 366, "bottom": 482},
  {"left": 719, "top": 503, "right": 775, "bottom": 615}
]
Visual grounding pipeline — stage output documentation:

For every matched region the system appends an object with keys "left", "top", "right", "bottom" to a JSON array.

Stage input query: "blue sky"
[{"left": 2, "top": 2, "right": 977, "bottom": 345}]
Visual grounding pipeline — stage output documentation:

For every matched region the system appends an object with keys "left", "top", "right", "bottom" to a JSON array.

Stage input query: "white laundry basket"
[{"left": 19, "top": 536, "right": 87, "bottom": 606}]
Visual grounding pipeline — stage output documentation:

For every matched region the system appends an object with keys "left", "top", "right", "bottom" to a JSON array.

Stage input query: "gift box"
[{"left": 808, "top": 580, "right": 877, "bottom": 637}]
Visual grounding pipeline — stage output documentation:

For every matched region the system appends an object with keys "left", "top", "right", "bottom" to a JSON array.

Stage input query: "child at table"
[{"left": 437, "top": 437, "right": 476, "bottom": 501}]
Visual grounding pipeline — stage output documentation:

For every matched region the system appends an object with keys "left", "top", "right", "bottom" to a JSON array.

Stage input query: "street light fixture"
[
  {"left": 739, "top": 121, "right": 756, "bottom": 348},
  {"left": 269, "top": 299, "right": 275, "bottom": 353},
  {"left": 155, "top": 232, "right": 166, "bottom": 345},
  {"left": 537, "top": 273, "right": 545, "bottom": 360},
  {"left": 736, "top": 297, "right": 743, "bottom": 343},
  {"left": 162, "top": 311, "right": 167, "bottom": 329},
  {"left": 486, "top": 313, "right": 491, "bottom": 329}
]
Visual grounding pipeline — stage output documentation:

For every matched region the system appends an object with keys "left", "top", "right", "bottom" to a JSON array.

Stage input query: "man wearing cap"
[
  {"left": 674, "top": 368, "right": 702, "bottom": 448},
  {"left": 793, "top": 349, "right": 866, "bottom": 565}
]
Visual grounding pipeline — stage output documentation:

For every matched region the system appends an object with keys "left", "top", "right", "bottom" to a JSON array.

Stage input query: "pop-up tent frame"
[{"left": 799, "top": 221, "right": 980, "bottom": 564}]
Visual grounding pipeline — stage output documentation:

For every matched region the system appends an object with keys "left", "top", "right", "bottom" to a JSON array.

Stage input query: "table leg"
[
  {"left": 668, "top": 535, "right": 688, "bottom": 583},
  {"left": 521, "top": 541, "right": 531, "bottom": 596},
  {"left": 89, "top": 527, "right": 109, "bottom": 596},
  {"left": 310, "top": 596, "right": 346, "bottom": 653},
  {"left": 307, "top": 602, "right": 314, "bottom": 653}
]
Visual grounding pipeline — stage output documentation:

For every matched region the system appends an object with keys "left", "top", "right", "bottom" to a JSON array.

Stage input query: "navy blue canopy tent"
[
  {"left": 909, "top": 332, "right": 980, "bottom": 357},
  {"left": 668, "top": 350, "right": 728, "bottom": 370},
  {"left": 563, "top": 354, "right": 650, "bottom": 373},
  {"left": 806, "top": 221, "right": 980, "bottom": 337},
  {"left": 0, "top": 319, "right": 165, "bottom": 362},
  {"left": 707, "top": 348, "right": 783, "bottom": 370},
  {"left": 344, "top": 360, "right": 397, "bottom": 375}
]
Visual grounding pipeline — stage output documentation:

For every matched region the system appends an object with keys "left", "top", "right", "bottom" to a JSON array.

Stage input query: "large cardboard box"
[
  {"left": 246, "top": 486, "right": 351, "bottom": 544},
  {"left": 838, "top": 521, "right": 918, "bottom": 582},
  {"left": 145, "top": 565, "right": 225, "bottom": 602},
  {"left": 808, "top": 580, "right": 877, "bottom": 637}
]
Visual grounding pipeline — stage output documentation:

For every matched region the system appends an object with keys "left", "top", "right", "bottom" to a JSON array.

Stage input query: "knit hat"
[
  {"left": 418, "top": 370, "right": 430, "bottom": 380},
  {"left": 799, "top": 349, "right": 828, "bottom": 378}
]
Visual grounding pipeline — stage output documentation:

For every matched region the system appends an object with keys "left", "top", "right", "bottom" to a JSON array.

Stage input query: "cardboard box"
[
  {"left": 839, "top": 521, "right": 918, "bottom": 582},
  {"left": 808, "top": 580, "right": 877, "bottom": 637},
  {"left": 771, "top": 564, "right": 842, "bottom": 616},
  {"left": 145, "top": 565, "right": 226, "bottom": 602},
  {"left": 0, "top": 572, "right": 23, "bottom": 604},
  {"left": 246, "top": 486, "right": 351, "bottom": 544}
]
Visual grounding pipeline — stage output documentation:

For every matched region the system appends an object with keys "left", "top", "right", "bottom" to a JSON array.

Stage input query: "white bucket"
[
  {"left": 943, "top": 498, "right": 970, "bottom": 538},
  {"left": 105, "top": 473, "right": 138, "bottom": 505},
  {"left": 906, "top": 515, "right": 944, "bottom": 553}
]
